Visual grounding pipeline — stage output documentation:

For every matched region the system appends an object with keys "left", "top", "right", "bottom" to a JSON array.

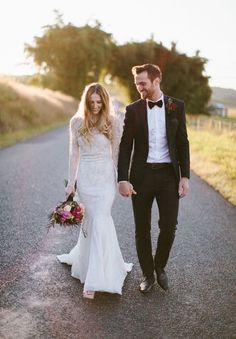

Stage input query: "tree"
[
  {"left": 25, "top": 15, "right": 211, "bottom": 113},
  {"left": 161, "top": 51, "right": 211, "bottom": 113},
  {"left": 108, "top": 40, "right": 211, "bottom": 114},
  {"left": 25, "top": 19, "right": 114, "bottom": 98}
]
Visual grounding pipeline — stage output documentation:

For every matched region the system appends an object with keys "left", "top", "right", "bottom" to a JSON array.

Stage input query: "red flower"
[
  {"left": 71, "top": 206, "right": 83, "bottom": 222},
  {"left": 166, "top": 98, "right": 177, "bottom": 113}
]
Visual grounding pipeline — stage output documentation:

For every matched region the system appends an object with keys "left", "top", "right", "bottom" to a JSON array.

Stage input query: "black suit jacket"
[{"left": 118, "top": 95, "right": 190, "bottom": 187}]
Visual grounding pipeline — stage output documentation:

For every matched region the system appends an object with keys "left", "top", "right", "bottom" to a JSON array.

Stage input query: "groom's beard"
[
  {"left": 139, "top": 87, "right": 155, "bottom": 100},
  {"left": 140, "top": 91, "right": 146, "bottom": 99}
]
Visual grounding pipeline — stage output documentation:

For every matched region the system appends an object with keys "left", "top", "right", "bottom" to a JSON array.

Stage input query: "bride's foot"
[{"left": 83, "top": 291, "right": 95, "bottom": 299}]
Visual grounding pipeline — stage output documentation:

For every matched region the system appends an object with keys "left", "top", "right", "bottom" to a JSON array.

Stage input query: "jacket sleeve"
[
  {"left": 176, "top": 101, "right": 190, "bottom": 178},
  {"left": 117, "top": 106, "right": 134, "bottom": 182}
]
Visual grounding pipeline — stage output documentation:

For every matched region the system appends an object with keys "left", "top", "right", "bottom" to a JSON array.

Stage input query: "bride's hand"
[
  {"left": 118, "top": 182, "right": 137, "bottom": 197},
  {"left": 65, "top": 185, "right": 75, "bottom": 199}
]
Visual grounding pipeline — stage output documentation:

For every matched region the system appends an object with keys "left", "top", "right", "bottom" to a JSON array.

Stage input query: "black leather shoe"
[
  {"left": 156, "top": 268, "right": 169, "bottom": 291},
  {"left": 139, "top": 275, "right": 155, "bottom": 293}
]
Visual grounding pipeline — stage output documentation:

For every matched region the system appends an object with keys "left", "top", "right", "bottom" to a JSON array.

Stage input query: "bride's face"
[{"left": 89, "top": 93, "right": 103, "bottom": 115}]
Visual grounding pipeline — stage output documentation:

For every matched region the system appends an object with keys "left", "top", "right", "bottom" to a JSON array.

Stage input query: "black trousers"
[{"left": 131, "top": 164, "right": 179, "bottom": 277}]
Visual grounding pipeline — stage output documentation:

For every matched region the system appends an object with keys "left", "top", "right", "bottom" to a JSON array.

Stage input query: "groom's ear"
[{"left": 153, "top": 76, "right": 161, "bottom": 86}]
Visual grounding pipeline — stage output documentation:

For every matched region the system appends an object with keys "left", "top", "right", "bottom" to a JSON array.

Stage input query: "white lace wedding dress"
[{"left": 57, "top": 115, "right": 132, "bottom": 294}]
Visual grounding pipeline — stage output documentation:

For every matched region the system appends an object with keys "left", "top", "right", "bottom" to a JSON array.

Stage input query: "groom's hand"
[
  {"left": 118, "top": 182, "right": 137, "bottom": 197},
  {"left": 178, "top": 177, "right": 189, "bottom": 198}
]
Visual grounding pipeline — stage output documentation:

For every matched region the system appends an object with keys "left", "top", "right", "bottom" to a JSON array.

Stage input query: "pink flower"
[
  {"left": 64, "top": 211, "right": 72, "bottom": 218},
  {"left": 57, "top": 208, "right": 65, "bottom": 215},
  {"left": 58, "top": 211, "right": 72, "bottom": 221}
]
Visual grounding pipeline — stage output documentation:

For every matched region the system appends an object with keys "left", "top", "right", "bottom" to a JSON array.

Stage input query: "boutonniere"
[{"left": 166, "top": 98, "right": 177, "bottom": 114}]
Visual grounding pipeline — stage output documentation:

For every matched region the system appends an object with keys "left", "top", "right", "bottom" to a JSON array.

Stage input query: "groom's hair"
[{"left": 132, "top": 64, "right": 162, "bottom": 82}]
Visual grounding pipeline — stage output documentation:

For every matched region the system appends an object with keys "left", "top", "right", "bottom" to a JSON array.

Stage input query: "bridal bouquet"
[{"left": 48, "top": 181, "right": 86, "bottom": 236}]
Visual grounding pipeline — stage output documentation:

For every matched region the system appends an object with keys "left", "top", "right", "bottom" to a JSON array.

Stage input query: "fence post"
[{"left": 197, "top": 118, "right": 200, "bottom": 130}]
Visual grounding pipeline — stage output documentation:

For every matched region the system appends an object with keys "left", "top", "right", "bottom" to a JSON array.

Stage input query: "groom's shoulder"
[
  {"left": 164, "top": 94, "right": 184, "bottom": 105},
  {"left": 126, "top": 99, "right": 144, "bottom": 110}
]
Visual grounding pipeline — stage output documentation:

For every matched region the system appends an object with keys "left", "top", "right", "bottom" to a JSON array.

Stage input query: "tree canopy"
[
  {"left": 25, "top": 18, "right": 211, "bottom": 114},
  {"left": 108, "top": 40, "right": 211, "bottom": 113},
  {"left": 25, "top": 20, "right": 114, "bottom": 97}
]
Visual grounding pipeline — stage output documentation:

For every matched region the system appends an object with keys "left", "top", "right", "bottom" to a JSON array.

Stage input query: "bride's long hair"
[{"left": 75, "top": 83, "right": 114, "bottom": 142}]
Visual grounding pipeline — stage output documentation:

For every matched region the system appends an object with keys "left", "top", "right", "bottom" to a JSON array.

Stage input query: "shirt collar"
[
  {"left": 146, "top": 93, "right": 164, "bottom": 110},
  {"left": 146, "top": 93, "right": 164, "bottom": 104}
]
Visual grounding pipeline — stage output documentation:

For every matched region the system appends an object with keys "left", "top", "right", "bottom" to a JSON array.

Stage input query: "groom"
[{"left": 118, "top": 64, "right": 190, "bottom": 293}]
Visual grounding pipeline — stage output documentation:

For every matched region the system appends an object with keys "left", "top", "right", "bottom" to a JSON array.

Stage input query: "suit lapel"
[
  {"left": 139, "top": 99, "right": 149, "bottom": 144},
  {"left": 164, "top": 95, "right": 171, "bottom": 145}
]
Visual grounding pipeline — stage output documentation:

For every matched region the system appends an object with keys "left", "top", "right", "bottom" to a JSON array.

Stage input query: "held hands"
[
  {"left": 118, "top": 182, "right": 137, "bottom": 197},
  {"left": 178, "top": 177, "right": 189, "bottom": 198}
]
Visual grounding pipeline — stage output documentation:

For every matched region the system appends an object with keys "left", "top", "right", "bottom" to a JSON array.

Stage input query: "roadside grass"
[
  {"left": 0, "top": 120, "right": 69, "bottom": 148},
  {"left": 0, "top": 78, "right": 78, "bottom": 148},
  {"left": 228, "top": 107, "right": 236, "bottom": 118},
  {"left": 188, "top": 128, "right": 236, "bottom": 205}
]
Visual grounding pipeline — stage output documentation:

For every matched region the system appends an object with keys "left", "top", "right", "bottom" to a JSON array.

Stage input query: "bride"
[{"left": 57, "top": 83, "right": 133, "bottom": 299}]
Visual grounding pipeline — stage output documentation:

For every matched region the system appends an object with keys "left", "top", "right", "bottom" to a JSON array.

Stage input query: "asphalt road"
[{"left": 1, "top": 126, "right": 236, "bottom": 339}]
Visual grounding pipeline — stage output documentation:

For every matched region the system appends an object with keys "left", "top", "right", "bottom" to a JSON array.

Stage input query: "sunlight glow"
[{"left": 0, "top": 0, "right": 236, "bottom": 89}]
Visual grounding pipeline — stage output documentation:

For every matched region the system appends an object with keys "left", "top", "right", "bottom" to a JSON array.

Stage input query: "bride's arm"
[
  {"left": 67, "top": 116, "right": 80, "bottom": 190},
  {"left": 111, "top": 115, "right": 123, "bottom": 168}
]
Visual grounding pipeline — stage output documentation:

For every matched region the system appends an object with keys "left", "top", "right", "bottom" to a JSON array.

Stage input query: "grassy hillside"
[
  {"left": 0, "top": 77, "right": 78, "bottom": 147},
  {"left": 211, "top": 87, "right": 236, "bottom": 117},
  {"left": 211, "top": 87, "right": 236, "bottom": 106}
]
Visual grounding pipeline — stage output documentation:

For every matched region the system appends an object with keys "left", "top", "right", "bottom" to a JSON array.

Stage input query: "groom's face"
[{"left": 134, "top": 71, "right": 159, "bottom": 100}]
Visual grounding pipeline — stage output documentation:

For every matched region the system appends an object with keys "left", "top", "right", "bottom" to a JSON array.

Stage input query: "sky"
[{"left": 0, "top": 0, "right": 236, "bottom": 89}]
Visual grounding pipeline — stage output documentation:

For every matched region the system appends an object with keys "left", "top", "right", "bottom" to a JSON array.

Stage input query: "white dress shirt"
[{"left": 146, "top": 94, "right": 171, "bottom": 163}]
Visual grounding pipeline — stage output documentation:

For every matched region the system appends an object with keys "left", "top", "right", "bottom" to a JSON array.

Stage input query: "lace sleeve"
[
  {"left": 67, "top": 116, "right": 81, "bottom": 187},
  {"left": 111, "top": 115, "right": 123, "bottom": 168}
]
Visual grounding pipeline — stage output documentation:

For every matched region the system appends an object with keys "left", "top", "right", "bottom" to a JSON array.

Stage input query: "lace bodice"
[{"left": 67, "top": 115, "right": 122, "bottom": 187}]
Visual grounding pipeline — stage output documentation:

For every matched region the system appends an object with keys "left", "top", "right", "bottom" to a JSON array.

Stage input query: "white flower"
[{"left": 64, "top": 205, "right": 71, "bottom": 212}]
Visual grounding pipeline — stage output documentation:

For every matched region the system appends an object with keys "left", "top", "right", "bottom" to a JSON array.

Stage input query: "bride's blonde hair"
[{"left": 75, "top": 83, "right": 114, "bottom": 142}]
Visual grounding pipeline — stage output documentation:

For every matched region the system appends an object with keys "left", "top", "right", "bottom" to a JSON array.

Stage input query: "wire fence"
[{"left": 187, "top": 115, "right": 236, "bottom": 133}]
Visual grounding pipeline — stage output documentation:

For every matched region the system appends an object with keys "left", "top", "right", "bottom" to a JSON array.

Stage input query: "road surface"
[{"left": 1, "top": 126, "right": 236, "bottom": 338}]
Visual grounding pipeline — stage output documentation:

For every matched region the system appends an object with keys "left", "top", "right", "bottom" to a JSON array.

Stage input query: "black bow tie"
[{"left": 148, "top": 100, "right": 163, "bottom": 109}]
